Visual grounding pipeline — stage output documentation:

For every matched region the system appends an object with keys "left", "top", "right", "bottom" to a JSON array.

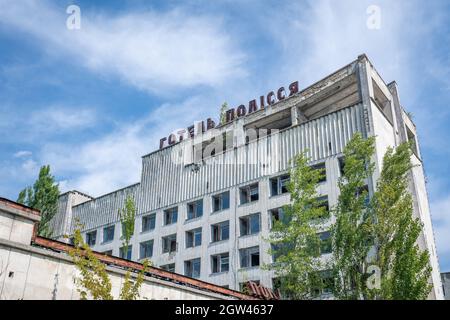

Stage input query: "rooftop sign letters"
[{"left": 159, "top": 81, "right": 299, "bottom": 149}]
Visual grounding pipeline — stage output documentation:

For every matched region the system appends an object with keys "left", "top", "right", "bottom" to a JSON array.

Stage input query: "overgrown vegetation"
[
  {"left": 67, "top": 221, "right": 149, "bottom": 300},
  {"left": 119, "top": 195, "right": 136, "bottom": 259},
  {"left": 266, "top": 152, "right": 329, "bottom": 299},
  {"left": 17, "top": 165, "right": 60, "bottom": 237},
  {"left": 267, "top": 133, "right": 432, "bottom": 300}
]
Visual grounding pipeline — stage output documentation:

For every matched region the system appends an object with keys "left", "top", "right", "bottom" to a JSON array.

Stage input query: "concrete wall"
[{"left": 0, "top": 198, "right": 241, "bottom": 300}]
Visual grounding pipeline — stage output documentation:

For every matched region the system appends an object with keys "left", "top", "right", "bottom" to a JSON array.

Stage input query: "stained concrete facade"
[
  {"left": 0, "top": 198, "right": 251, "bottom": 300},
  {"left": 49, "top": 54, "right": 444, "bottom": 299}
]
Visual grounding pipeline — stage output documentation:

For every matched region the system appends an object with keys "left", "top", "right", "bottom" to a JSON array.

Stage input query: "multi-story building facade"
[{"left": 49, "top": 54, "right": 444, "bottom": 299}]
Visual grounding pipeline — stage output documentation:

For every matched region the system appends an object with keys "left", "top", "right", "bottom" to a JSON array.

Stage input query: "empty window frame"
[
  {"left": 187, "top": 199, "right": 203, "bottom": 220},
  {"left": 142, "top": 213, "right": 156, "bottom": 232},
  {"left": 270, "top": 174, "right": 290, "bottom": 196},
  {"left": 162, "top": 234, "right": 177, "bottom": 253},
  {"left": 186, "top": 228, "right": 202, "bottom": 248},
  {"left": 406, "top": 125, "right": 419, "bottom": 157},
  {"left": 212, "top": 191, "right": 230, "bottom": 212},
  {"left": 139, "top": 240, "right": 154, "bottom": 259},
  {"left": 184, "top": 258, "right": 201, "bottom": 278},
  {"left": 311, "top": 162, "right": 326, "bottom": 183},
  {"left": 163, "top": 207, "right": 178, "bottom": 225},
  {"left": 338, "top": 157, "right": 345, "bottom": 176},
  {"left": 211, "top": 221, "right": 229, "bottom": 243},
  {"left": 86, "top": 230, "right": 97, "bottom": 246},
  {"left": 316, "top": 196, "right": 330, "bottom": 218},
  {"left": 211, "top": 253, "right": 229, "bottom": 273},
  {"left": 161, "top": 263, "right": 175, "bottom": 273},
  {"left": 239, "top": 246, "right": 260, "bottom": 268},
  {"left": 318, "top": 231, "right": 332, "bottom": 254},
  {"left": 239, "top": 213, "right": 261, "bottom": 236},
  {"left": 240, "top": 183, "right": 259, "bottom": 204},
  {"left": 103, "top": 225, "right": 115, "bottom": 243},
  {"left": 269, "top": 207, "right": 290, "bottom": 229},
  {"left": 119, "top": 245, "right": 132, "bottom": 260}
]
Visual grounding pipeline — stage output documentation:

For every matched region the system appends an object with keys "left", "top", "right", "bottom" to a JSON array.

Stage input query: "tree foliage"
[
  {"left": 331, "top": 133, "right": 376, "bottom": 299},
  {"left": 17, "top": 165, "right": 60, "bottom": 237},
  {"left": 68, "top": 221, "right": 149, "bottom": 300},
  {"left": 266, "top": 151, "right": 329, "bottom": 299},
  {"left": 370, "top": 142, "right": 431, "bottom": 299},
  {"left": 331, "top": 133, "right": 432, "bottom": 300},
  {"left": 119, "top": 195, "right": 136, "bottom": 258}
]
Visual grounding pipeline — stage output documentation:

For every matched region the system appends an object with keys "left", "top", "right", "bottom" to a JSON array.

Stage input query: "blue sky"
[{"left": 0, "top": 0, "right": 449, "bottom": 271}]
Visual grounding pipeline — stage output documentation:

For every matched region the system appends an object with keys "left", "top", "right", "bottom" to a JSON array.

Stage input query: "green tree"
[
  {"left": 119, "top": 195, "right": 136, "bottom": 259},
  {"left": 17, "top": 165, "right": 60, "bottom": 237},
  {"left": 219, "top": 102, "right": 228, "bottom": 125},
  {"left": 68, "top": 221, "right": 150, "bottom": 300},
  {"left": 266, "top": 151, "right": 329, "bottom": 299},
  {"left": 370, "top": 142, "right": 431, "bottom": 299},
  {"left": 331, "top": 133, "right": 376, "bottom": 300}
]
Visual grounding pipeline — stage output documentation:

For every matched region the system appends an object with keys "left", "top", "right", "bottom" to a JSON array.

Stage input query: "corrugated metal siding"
[{"left": 70, "top": 103, "right": 363, "bottom": 232}]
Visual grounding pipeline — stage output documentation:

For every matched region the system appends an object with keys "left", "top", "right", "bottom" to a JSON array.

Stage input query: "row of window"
[
  {"left": 85, "top": 159, "right": 343, "bottom": 246},
  {"left": 99, "top": 224, "right": 331, "bottom": 264},
  {"left": 85, "top": 195, "right": 331, "bottom": 248},
  {"left": 161, "top": 246, "right": 258, "bottom": 279},
  {"left": 159, "top": 238, "right": 333, "bottom": 281}
]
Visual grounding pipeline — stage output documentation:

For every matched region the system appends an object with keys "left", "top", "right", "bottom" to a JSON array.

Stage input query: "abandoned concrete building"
[{"left": 47, "top": 54, "right": 444, "bottom": 299}]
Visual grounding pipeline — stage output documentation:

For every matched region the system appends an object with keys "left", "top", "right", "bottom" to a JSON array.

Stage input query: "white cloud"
[
  {"left": 13, "top": 150, "right": 32, "bottom": 158},
  {"left": 41, "top": 96, "right": 212, "bottom": 196},
  {"left": 0, "top": 0, "right": 246, "bottom": 93},
  {"left": 29, "top": 107, "right": 96, "bottom": 132},
  {"left": 21, "top": 158, "right": 38, "bottom": 175}
]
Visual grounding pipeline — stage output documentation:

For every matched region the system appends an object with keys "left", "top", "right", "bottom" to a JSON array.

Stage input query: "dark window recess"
[
  {"left": 313, "top": 270, "right": 334, "bottom": 296},
  {"left": 103, "top": 226, "right": 115, "bottom": 243},
  {"left": 319, "top": 231, "right": 332, "bottom": 254},
  {"left": 239, "top": 246, "right": 260, "bottom": 268},
  {"left": 270, "top": 207, "right": 291, "bottom": 228},
  {"left": 119, "top": 245, "right": 132, "bottom": 260},
  {"left": 184, "top": 258, "right": 201, "bottom": 278},
  {"left": 311, "top": 162, "right": 326, "bottom": 183},
  {"left": 212, "top": 191, "right": 230, "bottom": 212},
  {"left": 161, "top": 263, "right": 175, "bottom": 273},
  {"left": 102, "top": 250, "right": 113, "bottom": 256},
  {"left": 356, "top": 185, "right": 370, "bottom": 206},
  {"left": 239, "top": 213, "right": 260, "bottom": 236},
  {"left": 163, "top": 207, "right": 178, "bottom": 225},
  {"left": 240, "top": 183, "right": 259, "bottom": 204},
  {"left": 211, "top": 253, "right": 229, "bottom": 273},
  {"left": 139, "top": 240, "right": 154, "bottom": 259},
  {"left": 162, "top": 234, "right": 177, "bottom": 253},
  {"left": 338, "top": 157, "right": 345, "bottom": 176},
  {"left": 316, "top": 196, "right": 330, "bottom": 218},
  {"left": 186, "top": 228, "right": 202, "bottom": 248},
  {"left": 86, "top": 230, "right": 97, "bottom": 246},
  {"left": 406, "top": 126, "right": 419, "bottom": 157},
  {"left": 211, "top": 221, "right": 229, "bottom": 242},
  {"left": 270, "top": 175, "right": 290, "bottom": 196},
  {"left": 187, "top": 199, "right": 203, "bottom": 220},
  {"left": 142, "top": 213, "right": 156, "bottom": 232}
]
